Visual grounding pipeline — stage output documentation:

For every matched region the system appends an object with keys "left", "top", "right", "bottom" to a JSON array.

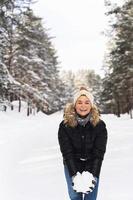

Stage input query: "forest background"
[{"left": 0, "top": 0, "right": 132, "bottom": 118}]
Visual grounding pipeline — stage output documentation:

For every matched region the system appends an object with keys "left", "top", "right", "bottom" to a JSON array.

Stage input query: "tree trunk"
[
  {"left": 18, "top": 99, "right": 21, "bottom": 112},
  {"left": 116, "top": 100, "right": 121, "bottom": 117},
  {"left": 129, "top": 109, "right": 133, "bottom": 119}
]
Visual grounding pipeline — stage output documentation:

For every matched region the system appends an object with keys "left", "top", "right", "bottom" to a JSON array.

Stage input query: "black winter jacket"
[{"left": 58, "top": 120, "right": 107, "bottom": 178}]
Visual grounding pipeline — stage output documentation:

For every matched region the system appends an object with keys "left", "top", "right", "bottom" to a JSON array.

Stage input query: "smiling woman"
[
  {"left": 75, "top": 95, "right": 92, "bottom": 117},
  {"left": 58, "top": 86, "right": 108, "bottom": 200},
  {"left": 74, "top": 88, "right": 94, "bottom": 117}
]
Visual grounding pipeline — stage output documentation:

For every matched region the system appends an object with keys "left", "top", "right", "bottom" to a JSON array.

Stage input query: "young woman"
[{"left": 58, "top": 87, "right": 108, "bottom": 200}]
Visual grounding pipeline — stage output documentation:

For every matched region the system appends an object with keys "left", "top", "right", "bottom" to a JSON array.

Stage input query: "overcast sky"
[{"left": 32, "top": 0, "right": 124, "bottom": 77}]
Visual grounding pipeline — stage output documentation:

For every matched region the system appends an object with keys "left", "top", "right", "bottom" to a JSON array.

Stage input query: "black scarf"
[{"left": 76, "top": 113, "right": 91, "bottom": 127}]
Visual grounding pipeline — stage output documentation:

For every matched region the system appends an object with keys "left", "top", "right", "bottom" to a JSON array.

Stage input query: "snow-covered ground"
[{"left": 0, "top": 108, "right": 133, "bottom": 200}]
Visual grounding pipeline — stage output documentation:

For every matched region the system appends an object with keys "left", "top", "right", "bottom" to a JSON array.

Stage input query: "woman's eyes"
[
  {"left": 86, "top": 102, "right": 90, "bottom": 104},
  {"left": 77, "top": 101, "right": 90, "bottom": 104},
  {"left": 85, "top": 102, "right": 90, "bottom": 104}
]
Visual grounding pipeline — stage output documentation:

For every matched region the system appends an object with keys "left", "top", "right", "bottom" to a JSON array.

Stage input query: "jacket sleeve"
[
  {"left": 91, "top": 120, "right": 108, "bottom": 178},
  {"left": 58, "top": 122, "right": 77, "bottom": 177}
]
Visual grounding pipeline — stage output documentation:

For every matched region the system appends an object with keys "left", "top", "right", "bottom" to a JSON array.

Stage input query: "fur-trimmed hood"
[{"left": 63, "top": 102, "right": 100, "bottom": 127}]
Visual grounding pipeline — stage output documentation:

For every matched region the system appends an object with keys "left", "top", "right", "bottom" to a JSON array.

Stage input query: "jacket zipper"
[{"left": 80, "top": 127, "right": 86, "bottom": 159}]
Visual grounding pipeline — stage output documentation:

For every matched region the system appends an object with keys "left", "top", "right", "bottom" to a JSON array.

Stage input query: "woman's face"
[{"left": 75, "top": 95, "right": 92, "bottom": 117}]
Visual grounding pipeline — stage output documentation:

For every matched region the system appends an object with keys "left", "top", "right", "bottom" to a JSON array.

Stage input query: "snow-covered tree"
[
  {"left": 0, "top": 1, "right": 64, "bottom": 114},
  {"left": 0, "top": 62, "right": 21, "bottom": 110},
  {"left": 102, "top": 0, "right": 133, "bottom": 118},
  {"left": 13, "top": 9, "right": 63, "bottom": 113},
  {"left": 60, "top": 70, "right": 75, "bottom": 104}
]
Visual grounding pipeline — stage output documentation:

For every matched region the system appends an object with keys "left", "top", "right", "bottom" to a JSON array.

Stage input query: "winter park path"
[{"left": 0, "top": 110, "right": 133, "bottom": 200}]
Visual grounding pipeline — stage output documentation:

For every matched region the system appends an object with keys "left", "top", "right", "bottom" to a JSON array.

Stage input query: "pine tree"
[
  {"left": 102, "top": 0, "right": 133, "bottom": 118},
  {"left": 14, "top": 9, "right": 62, "bottom": 113},
  {"left": 60, "top": 70, "right": 75, "bottom": 105},
  {"left": 0, "top": 62, "right": 20, "bottom": 110},
  {"left": 0, "top": 1, "right": 64, "bottom": 114}
]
